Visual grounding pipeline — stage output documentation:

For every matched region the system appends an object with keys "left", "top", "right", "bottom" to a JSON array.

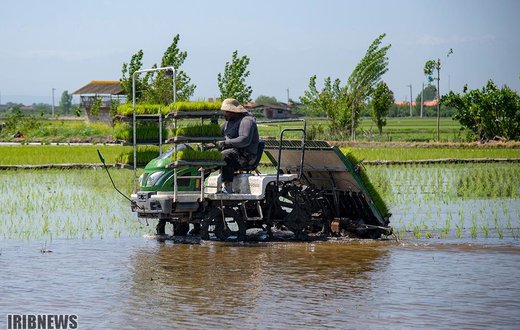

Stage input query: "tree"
[
  {"left": 424, "top": 58, "right": 442, "bottom": 141},
  {"left": 424, "top": 48, "right": 453, "bottom": 141},
  {"left": 443, "top": 80, "right": 520, "bottom": 141},
  {"left": 300, "top": 75, "right": 347, "bottom": 130},
  {"left": 145, "top": 34, "right": 196, "bottom": 103},
  {"left": 120, "top": 49, "right": 146, "bottom": 101},
  {"left": 420, "top": 84, "right": 437, "bottom": 101},
  {"left": 370, "top": 81, "right": 394, "bottom": 135},
  {"left": 217, "top": 50, "right": 253, "bottom": 103},
  {"left": 346, "top": 33, "right": 391, "bottom": 140},
  {"left": 300, "top": 33, "right": 391, "bottom": 139},
  {"left": 413, "top": 84, "right": 437, "bottom": 116},
  {"left": 59, "top": 90, "right": 73, "bottom": 115},
  {"left": 255, "top": 95, "right": 278, "bottom": 105}
]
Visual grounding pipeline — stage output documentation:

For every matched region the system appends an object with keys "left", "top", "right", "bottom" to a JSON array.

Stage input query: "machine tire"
[
  {"left": 201, "top": 206, "right": 246, "bottom": 241},
  {"left": 156, "top": 219, "right": 167, "bottom": 236},
  {"left": 173, "top": 222, "right": 189, "bottom": 236}
]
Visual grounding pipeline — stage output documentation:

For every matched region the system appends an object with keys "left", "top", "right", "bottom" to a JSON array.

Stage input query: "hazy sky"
[{"left": 1, "top": 0, "right": 519, "bottom": 105}]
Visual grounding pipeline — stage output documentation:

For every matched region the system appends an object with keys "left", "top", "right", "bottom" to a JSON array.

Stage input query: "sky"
[{"left": 0, "top": 0, "right": 519, "bottom": 105}]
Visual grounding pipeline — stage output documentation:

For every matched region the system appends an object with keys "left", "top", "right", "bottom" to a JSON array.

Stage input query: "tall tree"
[
  {"left": 370, "top": 81, "right": 394, "bottom": 135},
  {"left": 300, "top": 34, "right": 390, "bottom": 139},
  {"left": 59, "top": 90, "right": 73, "bottom": 115},
  {"left": 120, "top": 49, "right": 146, "bottom": 101},
  {"left": 146, "top": 34, "right": 196, "bottom": 103},
  {"left": 217, "top": 50, "right": 253, "bottom": 103},
  {"left": 346, "top": 33, "right": 391, "bottom": 140}
]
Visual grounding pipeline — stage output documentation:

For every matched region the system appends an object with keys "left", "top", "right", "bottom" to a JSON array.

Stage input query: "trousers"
[{"left": 221, "top": 148, "right": 256, "bottom": 182}]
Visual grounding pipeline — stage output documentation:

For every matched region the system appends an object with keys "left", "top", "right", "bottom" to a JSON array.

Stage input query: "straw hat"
[{"left": 220, "top": 98, "right": 247, "bottom": 113}]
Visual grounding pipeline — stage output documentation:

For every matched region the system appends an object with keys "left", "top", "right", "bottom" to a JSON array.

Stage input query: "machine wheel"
[
  {"left": 156, "top": 219, "right": 167, "bottom": 236},
  {"left": 201, "top": 206, "right": 246, "bottom": 241},
  {"left": 278, "top": 184, "right": 313, "bottom": 240},
  {"left": 173, "top": 222, "right": 189, "bottom": 236}
]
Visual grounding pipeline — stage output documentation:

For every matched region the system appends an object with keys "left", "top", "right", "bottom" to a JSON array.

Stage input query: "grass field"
[
  {"left": 357, "top": 117, "right": 467, "bottom": 142},
  {"left": 0, "top": 144, "right": 518, "bottom": 166},
  {"left": 1, "top": 116, "right": 469, "bottom": 143},
  {"left": 1, "top": 115, "right": 519, "bottom": 166}
]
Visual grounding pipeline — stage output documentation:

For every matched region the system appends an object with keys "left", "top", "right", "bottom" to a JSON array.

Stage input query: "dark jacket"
[{"left": 221, "top": 113, "right": 259, "bottom": 155}]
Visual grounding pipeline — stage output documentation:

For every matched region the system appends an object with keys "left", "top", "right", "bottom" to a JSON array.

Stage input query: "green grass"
[
  {"left": 0, "top": 120, "right": 114, "bottom": 143},
  {"left": 357, "top": 117, "right": 467, "bottom": 142},
  {"left": 2, "top": 116, "right": 518, "bottom": 145}
]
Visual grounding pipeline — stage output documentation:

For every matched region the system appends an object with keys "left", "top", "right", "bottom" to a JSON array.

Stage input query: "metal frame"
[
  {"left": 275, "top": 119, "right": 306, "bottom": 186},
  {"left": 132, "top": 66, "right": 176, "bottom": 192}
]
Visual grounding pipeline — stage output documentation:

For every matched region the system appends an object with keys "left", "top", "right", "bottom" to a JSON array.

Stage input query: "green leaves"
[
  {"left": 217, "top": 50, "right": 253, "bottom": 103},
  {"left": 120, "top": 49, "right": 145, "bottom": 100},
  {"left": 443, "top": 80, "right": 520, "bottom": 141},
  {"left": 300, "top": 75, "right": 348, "bottom": 131},
  {"left": 300, "top": 33, "right": 391, "bottom": 139},
  {"left": 423, "top": 59, "right": 439, "bottom": 77},
  {"left": 119, "top": 34, "right": 196, "bottom": 104},
  {"left": 370, "top": 81, "right": 394, "bottom": 135}
]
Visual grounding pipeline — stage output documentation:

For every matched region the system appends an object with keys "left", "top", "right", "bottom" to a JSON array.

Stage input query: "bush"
[{"left": 444, "top": 80, "right": 520, "bottom": 141}]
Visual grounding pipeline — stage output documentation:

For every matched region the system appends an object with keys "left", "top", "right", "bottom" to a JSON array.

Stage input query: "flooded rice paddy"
[{"left": 1, "top": 164, "right": 519, "bottom": 328}]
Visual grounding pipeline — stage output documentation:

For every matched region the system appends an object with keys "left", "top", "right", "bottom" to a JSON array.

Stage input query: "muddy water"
[
  {"left": 1, "top": 238, "right": 519, "bottom": 329},
  {"left": 1, "top": 167, "right": 520, "bottom": 328}
]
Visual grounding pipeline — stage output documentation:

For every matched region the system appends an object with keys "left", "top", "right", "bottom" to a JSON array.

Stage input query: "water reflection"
[{"left": 125, "top": 240, "right": 389, "bottom": 328}]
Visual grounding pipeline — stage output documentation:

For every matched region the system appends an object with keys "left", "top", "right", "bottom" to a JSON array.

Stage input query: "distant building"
[
  {"left": 394, "top": 99, "right": 439, "bottom": 107},
  {"left": 244, "top": 102, "right": 295, "bottom": 119},
  {"left": 73, "top": 80, "right": 125, "bottom": 123}
]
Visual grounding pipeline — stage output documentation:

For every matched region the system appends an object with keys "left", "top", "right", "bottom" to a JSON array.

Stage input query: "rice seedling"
[
  {"left": 0, "top": 145, "right": 131, "bottom": 165},
  {"left": 506, "top": 219, "right": 518, "bottom": 239},
  {"left": 340, "top": 146, "right": 520, "bottom": 162},
  {"left": 494, "top": 217, "right": 504, "bottom": 239},
  {"left": 455, "top": 222, "right": 463, "bottom": 239},
  {"left": 441, "top": 218, "right": 451, "bottom": 239},
  {"left": 413, "top": 225, "right": 422, "bottom": 239},
  {"left": 0, "top": 169, "right": 150, "bottom": 240},
  {"left": 116, "top": 103, "right": 166, "bottom": 116},
  {"left": 172, "top": 123, "right": 221, "bottom": 137},
  {"left": 173, "top": 149, "right": 223, "bottom": 162},
  {"left": 113, "top": 122, "right": 168, "bottom": 142},
  {"left": 169, "top": 101, "right": 222, "bottom": 112},
  {"left": 116, "top": 146, "right": 160, "bottom": 165},
  {"left": 470, "top": 215, "right": 478, "bottom": 239}
]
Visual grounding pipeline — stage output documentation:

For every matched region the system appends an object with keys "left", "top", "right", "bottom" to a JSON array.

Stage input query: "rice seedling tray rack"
[
  {"left": 113, "top": 114, "right": 162, "bottom": 122},
  {"left": 169, "top": 160, "right": 226, "bottom": 168},
  {"left": 167, "top": 136, "right": 225, "bottom": 143},
  {"left": 166, "top": 109, "right": 225, "bottom": 202},
  {"left": 166, "top": 110, "right": 222, "bottom": 119}
]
